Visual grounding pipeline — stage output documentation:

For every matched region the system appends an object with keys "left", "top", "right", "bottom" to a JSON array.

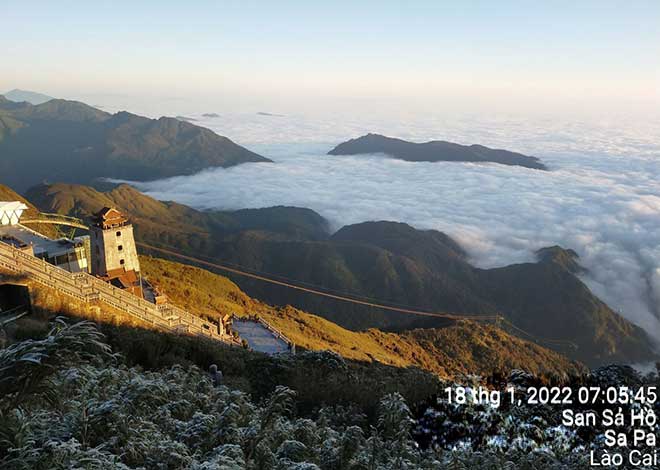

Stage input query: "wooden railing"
[{"left": 0, "top": 241, "right": 238, "bottom": 344}]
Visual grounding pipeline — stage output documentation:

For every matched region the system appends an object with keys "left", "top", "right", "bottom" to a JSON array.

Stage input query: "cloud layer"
[{"left": 120, "top": 112, "right": 660, "bottom": 341}]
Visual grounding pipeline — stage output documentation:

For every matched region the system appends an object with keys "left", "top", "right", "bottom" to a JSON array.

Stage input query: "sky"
[
  {"left": 1, "top": 1, "right": 659, "bottom": 340},
  {"left": 2, "top": 0, "right": 659, "bottom": 116}
]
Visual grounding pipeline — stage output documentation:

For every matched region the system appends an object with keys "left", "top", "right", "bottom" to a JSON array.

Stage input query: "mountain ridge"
[
  {"left": 0, "top": 96, "right": 271, "bottom": 191},
  {"left": 329, "top": 133, "right": 547, "bottom": 170},
  {"left": 24, "top": 182, "right": 658, "bottom": 366},
  {"left": 4, "top": 182, "right": 587, "bottom": 380},
  {"left": 140, "top": 256, "right": 586, "bottom": 378}
]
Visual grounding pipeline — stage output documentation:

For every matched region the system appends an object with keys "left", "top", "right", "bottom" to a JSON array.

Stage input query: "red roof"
[
  {"left": 92, "top": 207, "right": 128, "bottom": 229},
  {"left": 102, "top": 268, "right": 142, "bottom": 298}
]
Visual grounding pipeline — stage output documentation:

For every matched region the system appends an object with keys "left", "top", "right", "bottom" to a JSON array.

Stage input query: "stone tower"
[{"left": 90, "top": 207, "right": 141, "bottom": 278}]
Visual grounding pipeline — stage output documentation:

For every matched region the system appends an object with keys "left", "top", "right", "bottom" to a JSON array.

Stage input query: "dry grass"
[{"left": 140, "top": 256, "right": 585, "bottom": 379}]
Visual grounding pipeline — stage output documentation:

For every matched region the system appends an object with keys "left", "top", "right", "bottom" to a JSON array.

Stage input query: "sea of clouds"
[{"left": 116, "top": 110, "right": 660, "bottom": 342}]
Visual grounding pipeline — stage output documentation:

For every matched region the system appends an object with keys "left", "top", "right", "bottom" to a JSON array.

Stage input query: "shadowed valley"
[{"left": 23, "top": 182, "right": 657, "bottom": 367}]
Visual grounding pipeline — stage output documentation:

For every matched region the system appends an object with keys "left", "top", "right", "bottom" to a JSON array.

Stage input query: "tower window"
[
  {"left": 120, "top": 259, "right": 125, "bottom": 265},
  {"left": 118, "top": 245, "right": 123, "bottom": 251},
  {"left": 116, "top": 231, "right": 122, "bottom": 237}
]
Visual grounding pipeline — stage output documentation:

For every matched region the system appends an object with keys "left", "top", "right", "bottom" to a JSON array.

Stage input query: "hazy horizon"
[
  {"left": 2, "top": 0, "right": 659, "bottom": 341},
  {"left": 2, "top": 1, "right": 659, "bottom": 118},
  {"left": 2, "top": 4, "right": 660, "bottom": 465}
]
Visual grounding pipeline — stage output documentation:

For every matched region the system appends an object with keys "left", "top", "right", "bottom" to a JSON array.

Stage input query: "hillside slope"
[
  {"left": 140, "top": 256, "right": 585, "bottom": 378},
  {"left": 0, "top": 96, "right": 270, "bottom": 191},
  {"left": 26, "top": 182, "right": 657, "bottom": 366},
  {"left": 26, "top": 183, "right": 328, "bottom": 246}
]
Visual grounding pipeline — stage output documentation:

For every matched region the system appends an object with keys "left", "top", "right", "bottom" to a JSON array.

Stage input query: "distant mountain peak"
[
  {"left": 536, "top": 245, "right": 585, "bottom": 274},
  {"left": 4, "top": 89, "right": 55, "bottom": 105},
  {"left": 22, "top": 98, "right": 109, "bottom": 122},
  {"left": 329, "top": 134, "right": 548, "bottom": 170}
]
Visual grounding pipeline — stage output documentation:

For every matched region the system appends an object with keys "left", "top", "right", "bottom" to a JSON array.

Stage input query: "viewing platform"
[{"left": 233, "top": 318, "right": 292, "bottom": 355}]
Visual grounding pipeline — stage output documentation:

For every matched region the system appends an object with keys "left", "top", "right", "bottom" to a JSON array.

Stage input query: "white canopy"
[{"left": 0, "top": 201, "right": 29, "bottom": 226}]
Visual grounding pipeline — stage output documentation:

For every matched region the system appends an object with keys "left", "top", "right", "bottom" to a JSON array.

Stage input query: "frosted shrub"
[{"left": 1, "top": 318, "right": 654, "bottom": 469}]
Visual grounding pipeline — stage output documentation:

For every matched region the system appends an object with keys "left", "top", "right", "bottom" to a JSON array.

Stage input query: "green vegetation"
[
  {"left": 4, "top": 314, "right": 442, "bottom": 421},
  {"left": 27, "top": 182, "right": 657, "bottom": 367},
  {"left": 25, "top": 183, "right": 326, "bottom": 246},
  {"left": 0, "top": 96, "right": 270, "bottom": 191},
  {"left": 140, "top": 256, "right": 585, "bottom": 379},
  {"left": 1, "top": 317, "right": 656, "bottom": 469},
  {"left": 0, "top": 317, "right": 441, "bottom": 469}
]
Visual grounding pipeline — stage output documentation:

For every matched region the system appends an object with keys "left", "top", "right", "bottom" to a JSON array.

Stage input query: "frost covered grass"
[
  {"left": 0, "top": 318, "right": 443, "bottom": 469},
  {"left": 1, "top": 318, "right": 658, "bottom": 469},
  {"left": 413, "top": 367, "right": 660, "bottom": 469}
]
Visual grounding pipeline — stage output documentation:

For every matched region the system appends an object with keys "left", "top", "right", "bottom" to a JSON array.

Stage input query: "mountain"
[
  {"left": 26, "top": 183, "right": 657, "bottom": 366},
  {"left": 7, "top": 183, "right": 585, "bottom": 380},
  {"left": 4, "top": 88, "right": 54, "bottom": 105},
  {"left": 140, "top": 256, "right": 585, "bottom": 378},
  {"left": 25, "top": 183, "right": 329, "bottom": 244},
  {"left": 2, "top": 184, "right": 653, "bottom": 467},
  {"left": 329, "top": 133, "right": 547, "bottom": 170},
  {"left": 2, "top": 265, "right": 652, "bottom": 470},
  {"left": 0, "top": 96, "right": 271, "bottom": 191}
]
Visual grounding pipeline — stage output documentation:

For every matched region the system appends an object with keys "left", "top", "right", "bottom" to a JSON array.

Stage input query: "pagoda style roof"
[{"left": 92, "top": 207, "right": 129, "bottom": 229}]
